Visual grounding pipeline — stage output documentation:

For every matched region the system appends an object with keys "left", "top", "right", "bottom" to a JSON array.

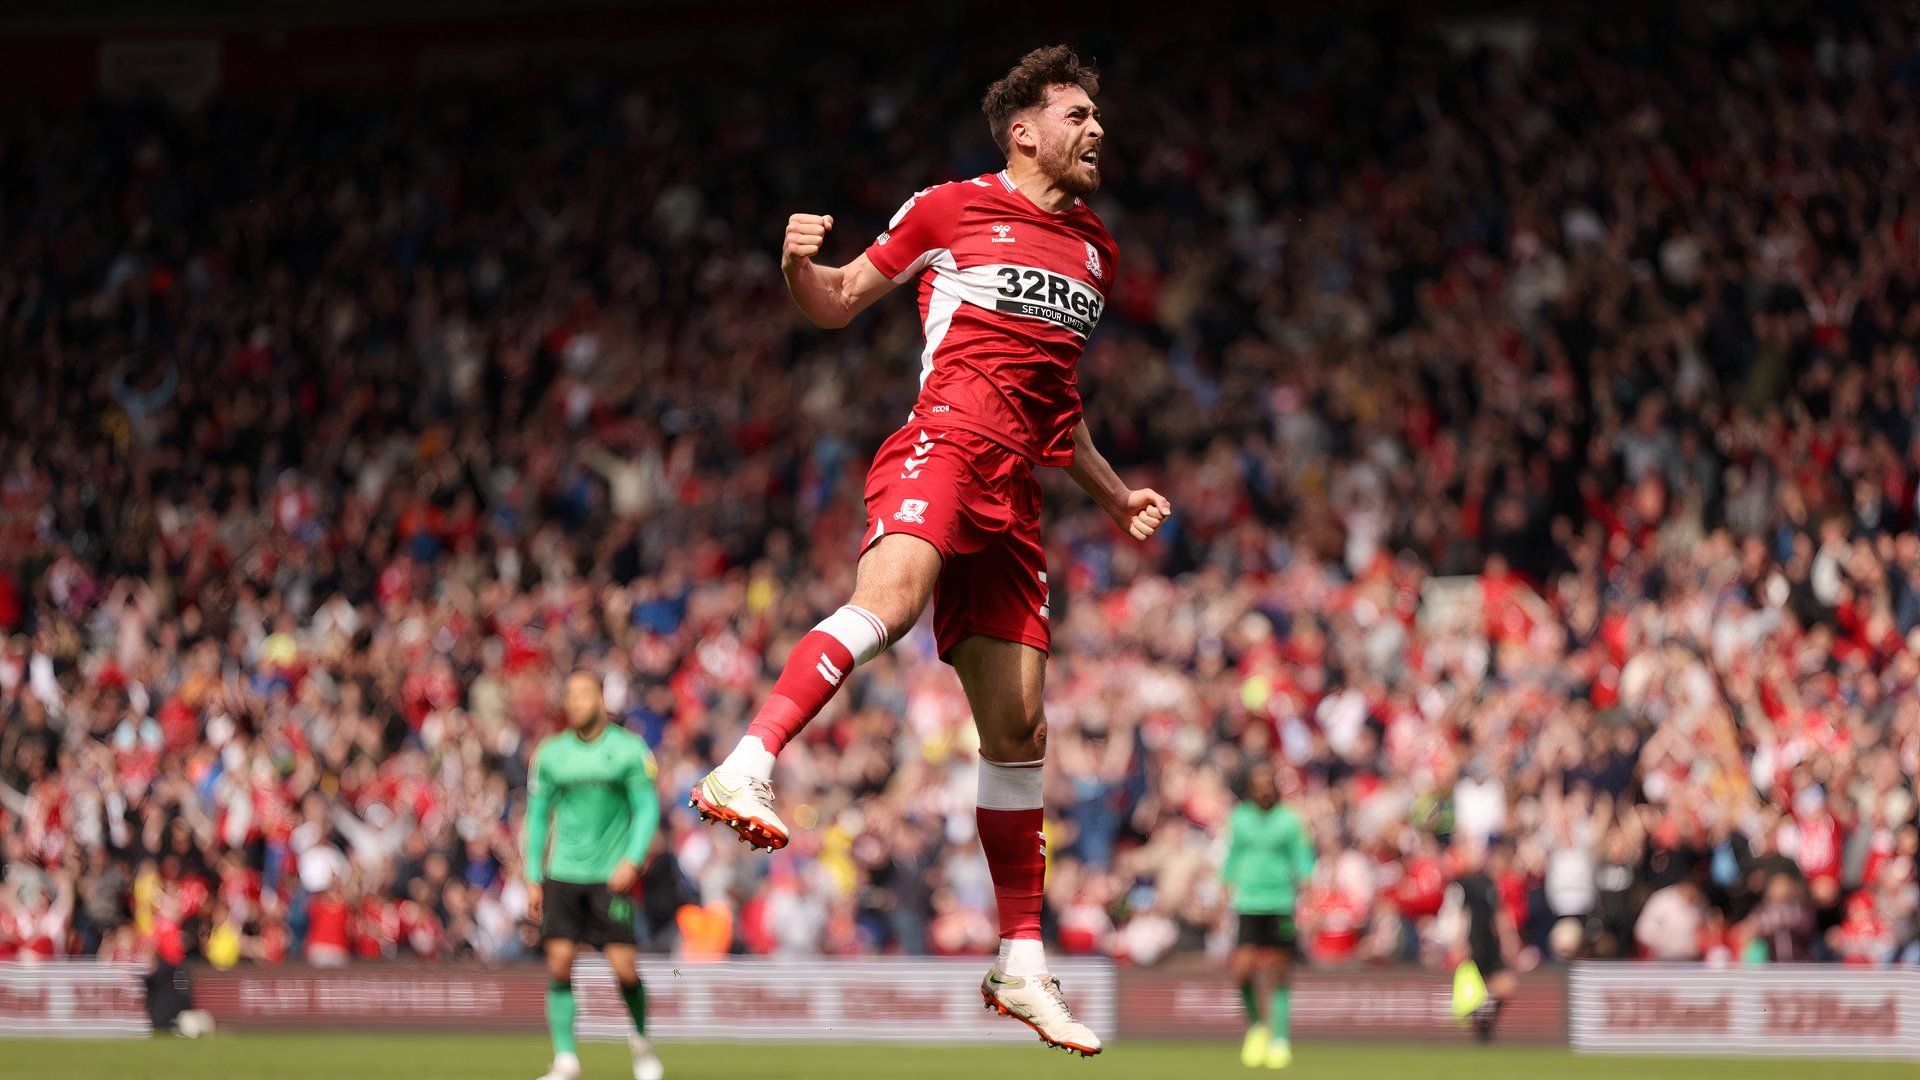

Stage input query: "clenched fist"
[
  {"left": 782, "top": 213, "right": 835, "bottom": 272},
  {"left": 1119, "top": 488, "right": 1172, "bottom": 541}
]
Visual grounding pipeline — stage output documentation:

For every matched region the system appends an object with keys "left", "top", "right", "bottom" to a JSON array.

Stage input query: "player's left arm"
[
  {"left": 1288, "top": 810, "right": 1318, "bottom": 886},
  {"left": 609, "top": 740, "right": 661, "bottom": 894},
  {"left": 1064, "top": 419, "right": 1170, "bottom": 541},
  {"left": 1220, "top": 807, "right": 1243, "bottom": 886}
]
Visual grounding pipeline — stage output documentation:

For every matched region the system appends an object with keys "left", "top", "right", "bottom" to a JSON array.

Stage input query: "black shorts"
[
  {"left": 541, "top": 880, "right": 637, "bottom": 947},
  {"left": 1236, "top": 913, "right": 1298, "bottom": 951},
  {"left": 1470, "top": 937, "right": 1507, "bottom": 978}
]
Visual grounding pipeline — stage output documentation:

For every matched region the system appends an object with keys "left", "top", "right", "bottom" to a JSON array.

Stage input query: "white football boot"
[
  {"left": 980, "top": 967, "right": 1103, "bottom": 1056},
  {"left": 536, "top": 1051, "right": 581, "bottom": 1080},
  {"left": 689, "top": 769, "right": 789, "bottom": 851},
  {"left": 630, "top": 1034, "right": 664, "bottom": 1080}
]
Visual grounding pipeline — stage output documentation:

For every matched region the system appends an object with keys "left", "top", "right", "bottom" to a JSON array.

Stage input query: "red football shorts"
[{"left": 861, "top": 423, "right": 1050, "bottom": 661}]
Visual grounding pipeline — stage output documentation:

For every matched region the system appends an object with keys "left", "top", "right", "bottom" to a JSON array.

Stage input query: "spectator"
[{"left": 1635, "top": 881, "right": 1706, "bottom": 961}]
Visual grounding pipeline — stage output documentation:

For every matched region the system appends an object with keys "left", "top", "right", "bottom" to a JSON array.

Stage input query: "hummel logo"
[
  {"left": 902, "top": 431, "right": 936, "bottom": 478},
  {"left": 992, "top": 224, "right": 1016, "bottom": 243},
  {"left": 816, "top": 653, "right": 845, "bottom": 686}
]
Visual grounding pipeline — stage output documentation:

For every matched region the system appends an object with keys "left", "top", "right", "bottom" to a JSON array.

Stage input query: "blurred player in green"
[
  {"left": 524, "top": 669, "right": 664, "bottom": 1080},
  {"left": 1221, "top": 761, "right": 1316, "bottom": 1070}
]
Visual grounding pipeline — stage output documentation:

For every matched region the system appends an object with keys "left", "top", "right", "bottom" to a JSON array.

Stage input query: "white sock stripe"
[
  {"left": 846, "top": 604, "right": 890, "bottom": 648},
  {"left": 977, "top": 757, "right": 1045, "bottom": 811},
  {"left": 815, "top": 604, "right": 887, "bottom": 666},
  {"left": 982, "top": 756, "right": 1045, "bottom": 768}
]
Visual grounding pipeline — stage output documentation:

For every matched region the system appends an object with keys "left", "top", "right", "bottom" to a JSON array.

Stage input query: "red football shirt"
[{"left": 863, "top": 171, "right": 1119, "bottom": 467}]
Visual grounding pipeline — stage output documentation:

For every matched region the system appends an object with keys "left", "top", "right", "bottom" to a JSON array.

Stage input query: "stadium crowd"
[{"left": 2, "top": 3, "right": 1918, "bottom": 973}]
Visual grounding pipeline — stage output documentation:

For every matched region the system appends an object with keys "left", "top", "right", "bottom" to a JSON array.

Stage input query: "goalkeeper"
[
  {"left": 1221, "top": 761, "right": 1316, "bottom": 1071},
  {"left": 524, "top": 669, "right": 664, "bottom": 1080}
]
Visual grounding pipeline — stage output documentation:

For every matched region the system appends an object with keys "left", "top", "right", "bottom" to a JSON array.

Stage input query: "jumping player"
[
  {"left": 525, "top": 670, "right": 664, "bottom": 1080},
  {"left": 1221, "top": 761, "right": 1316, "bottom": 1070},
  {"left": 690, "top": 46, "right": 1169, "bottom": 1055}
]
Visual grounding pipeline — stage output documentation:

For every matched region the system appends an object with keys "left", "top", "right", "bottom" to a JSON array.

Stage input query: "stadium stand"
[{"left": 0, "top": 3, "right": 1916, "bottom": 972}]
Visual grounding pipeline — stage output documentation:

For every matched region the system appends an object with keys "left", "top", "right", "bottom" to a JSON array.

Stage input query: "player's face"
[
  {"left": 1030, "top": 84, "right": 1103, "bottom": 195},
  {"left": 1247, "top": 764, "right": 1279, "bottom": 808},
  {"left": 563, "top": 672, "right": 603, "bottom": 731}
]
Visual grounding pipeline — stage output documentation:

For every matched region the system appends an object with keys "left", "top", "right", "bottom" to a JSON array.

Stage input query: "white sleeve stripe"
[
  {"left": 891, "top": 246, "right": 948, "bottom": 284},
  {"left": 916, "top": 252, "right": 962, "bottom": 385},
  {"left": 887, "top": 186, "right": 938, "bottom": 229}
]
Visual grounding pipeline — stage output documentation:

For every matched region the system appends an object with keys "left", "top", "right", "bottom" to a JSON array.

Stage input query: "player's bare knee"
[
  {"left": 604, "top": 948, "right": 640, "bottom": 984},
  {"left": 1229, "top": 950, "right": 1255, "bottom": 981},
  {"left": 843, "top": 589, "right": 921, "bottom": 645},
  {"left": 983, "top": 711, "right": 1044, "bottom": 762}
]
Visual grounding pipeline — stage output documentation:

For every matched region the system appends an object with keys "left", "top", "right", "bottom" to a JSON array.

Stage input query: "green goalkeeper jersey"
[
  {"left": 1221, "top": 800, "right": 1316, "bottom": 915},
  {"left": 523, "top": 724, "right": 661, "bottom": 885}
]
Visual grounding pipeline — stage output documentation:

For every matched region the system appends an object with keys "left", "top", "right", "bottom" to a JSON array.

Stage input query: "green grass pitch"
[{"left": 5, "top": 1035, "right": 1906, "bottom": 1080}]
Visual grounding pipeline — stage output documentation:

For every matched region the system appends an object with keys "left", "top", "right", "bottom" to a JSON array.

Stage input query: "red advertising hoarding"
[
  {"left": 0, "top": 963, "right": 149, "bottom": 1038},
  {"left": 1570, "top": 963, "right": 1918, "bottom": 1060},
  {"left": 193, "top": 957, "right": 1117, "bottom": 1043},
  {"left": 1115, "top": 965, "right": 1565, "bottom": 1044}
]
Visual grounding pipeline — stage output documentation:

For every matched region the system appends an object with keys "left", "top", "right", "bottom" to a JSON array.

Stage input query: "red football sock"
[
  {"left": 744, "top": 605, "right": 887, "bottom": 756},
  {"left": 977, "top": 757, "right": 1046, "bottom": 941}
]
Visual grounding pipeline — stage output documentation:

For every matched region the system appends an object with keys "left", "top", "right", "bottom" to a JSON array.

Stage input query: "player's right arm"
[
  {"left": 522, "top": 741, "right": 552, "bottom": 916},
  {"left": 781, "top": 214, "right": 896, "bottom": 329},
  {"left": 1286, "top": 808, "right": 1317, "bottom": 886}
]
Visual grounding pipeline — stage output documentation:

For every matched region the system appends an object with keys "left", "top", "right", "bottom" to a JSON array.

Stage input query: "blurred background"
[{"left": 0, "top": 0, "right": 1916, "bottom": 1005}]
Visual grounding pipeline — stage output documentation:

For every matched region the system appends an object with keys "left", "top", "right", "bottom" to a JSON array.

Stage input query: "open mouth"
[{"left": 1079, "top": 148, "right": 1100, "bottom": 167}]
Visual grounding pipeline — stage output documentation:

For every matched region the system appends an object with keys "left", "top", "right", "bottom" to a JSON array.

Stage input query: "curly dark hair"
[{"left": 981, "top": 45, "right": 1100, "bottom": 157}]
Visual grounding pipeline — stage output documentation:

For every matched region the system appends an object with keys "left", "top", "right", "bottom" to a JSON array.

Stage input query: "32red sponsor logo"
[
  {"left": 1762, "top": 993, "right": 1898, "bottom": 1037},
  {"left": 1602, "top": 991, "right": 1733, "bottom": 1033}
]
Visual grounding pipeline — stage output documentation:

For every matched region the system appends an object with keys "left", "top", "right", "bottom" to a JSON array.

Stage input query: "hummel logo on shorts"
[{"left": 902, "top": 431, "right": 936, "bottom": 478}]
